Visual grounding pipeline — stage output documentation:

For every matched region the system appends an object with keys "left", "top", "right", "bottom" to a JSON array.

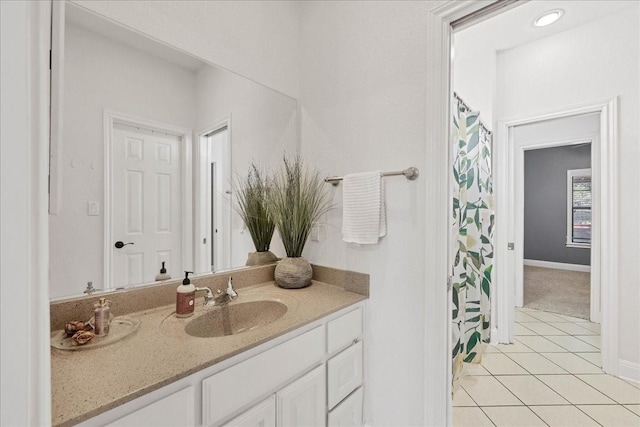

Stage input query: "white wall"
[
  {"left": 496, "top": 7, "right": 640, "bottom": 372},
  {"left": 513, "top": 113, "right": 600, "bottom": 144},
  {"left": 49, "top": 23, "right": 198, "bottom": 299},
  {"left": 1, "top": 1, "right": 51, "bottom": 425},
  {"left": 453, "top": 36, "right": 495, "bottom": 128},
  {"left": 1, "top": 3, "right": 32, "bottom": 423},
  {"left": 299, "top": 2, "right": 433, "bottom": 425},
  {"left": 71, "top": 0, "right": 301, "bottom": 99}
]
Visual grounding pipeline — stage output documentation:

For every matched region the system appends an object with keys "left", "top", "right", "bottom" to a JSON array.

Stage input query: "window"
[{"left": 567, "top": 168, "right": 591, "bottom": 248}]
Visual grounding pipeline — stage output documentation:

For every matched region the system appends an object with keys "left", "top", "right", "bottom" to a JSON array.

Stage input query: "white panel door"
[
  {"left": 112, "top": 123, "right": 182, "bottom": 287},
  {"left": 277, "top": 365, "right": 326, "bottom": 427}
]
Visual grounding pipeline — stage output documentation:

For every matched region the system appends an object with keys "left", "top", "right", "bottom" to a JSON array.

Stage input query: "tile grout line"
[
  {"left": 518, "top": 309, "right": 624, "bottom": 426},
  {"left": 495, "top": 309, "right": 605, "bottom": 426},
  {"left": 455, "top": 307, "right": 639, "bottom": 427},
  {"left": 481, "top": 359, "right": 549, "bottom": 426}
]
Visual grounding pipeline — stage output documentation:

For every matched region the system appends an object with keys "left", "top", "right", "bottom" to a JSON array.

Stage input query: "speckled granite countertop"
[{"left": 51, "top": 275, "right": 367, "bottom": 427}]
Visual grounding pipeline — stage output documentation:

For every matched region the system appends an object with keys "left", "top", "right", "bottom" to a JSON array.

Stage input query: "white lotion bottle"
[{"left": 176, "top": 271, "right": 196, "bottom": 318}]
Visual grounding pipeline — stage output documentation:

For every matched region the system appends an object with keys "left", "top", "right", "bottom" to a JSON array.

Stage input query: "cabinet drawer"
[
  {"left": 221, "top": 395, "right": 276, "bottom": 427},
  {"left": 202, "top": 326, "right": 324, "bottom": 426},
  {"left": 327, "top": 307, "right": 362, "bottom": 354},
  {"left": 327, "top": 341, "right": 363, "bottom": 409},
  {"left": 328, "top": 387, "right": 363, "bottom": 427},
  {"left": 104, "top": 386, "right": 195, "bottom": 427}
]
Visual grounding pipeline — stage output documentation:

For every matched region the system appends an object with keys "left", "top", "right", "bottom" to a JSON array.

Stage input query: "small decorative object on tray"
[
  {"left": 51, "top": 316, "right": 140, "bottom": 351},
  {"left": 71, "top": 330, "right": 95, "bottom": 345},
  {"left": 64, "top": 320, "right": 91, "bottom": 337}
]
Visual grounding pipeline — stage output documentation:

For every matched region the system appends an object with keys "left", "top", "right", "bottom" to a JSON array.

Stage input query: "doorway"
[
  {"left": 512, "top": 113, "right": 600, "bottom": 323},
  {"left": 196, "top": 120, "right": 232, "bottom": 274},
  {"left": 521, "top": 141, "right": 593, "bottom": 321},
  {"left": 496, "top": 101, "right": 616, "bottom": 360}
]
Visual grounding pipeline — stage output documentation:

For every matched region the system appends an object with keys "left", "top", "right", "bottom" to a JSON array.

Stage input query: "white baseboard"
[
  {"left": 524, "top": 259, "right": 591, "bottom": 273},
  {"left": 618, "top": 359, "right": 640, "bottom": 384}
]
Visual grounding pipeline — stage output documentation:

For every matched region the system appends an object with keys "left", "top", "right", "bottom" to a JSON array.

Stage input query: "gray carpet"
[{"left": 523, "top": 265, "right": 590, "bottom": 320}]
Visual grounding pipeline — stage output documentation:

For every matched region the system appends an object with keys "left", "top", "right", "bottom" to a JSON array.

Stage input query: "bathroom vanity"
[{"left": 50, "top": 265, "right": 368, "bottom": 427}]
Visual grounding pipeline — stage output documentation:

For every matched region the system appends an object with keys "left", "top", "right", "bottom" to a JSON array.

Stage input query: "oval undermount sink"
[{"left": 184, "top": 300, "right": 287, "bottom": 338}]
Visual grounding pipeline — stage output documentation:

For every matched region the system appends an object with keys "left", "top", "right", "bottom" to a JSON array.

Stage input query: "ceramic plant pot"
[
  {"left": 274, "top": 257, "right": 313, "bottom": 289},
  {"left": 245, "top": 251, "right": 278, "bottom": 266}
]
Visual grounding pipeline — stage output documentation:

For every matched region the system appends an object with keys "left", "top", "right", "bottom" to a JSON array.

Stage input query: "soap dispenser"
[
  {"left": 93, "top": 298, "right": 112, "bottom": 337},
  {"left": 176, "top": 271, "right": 196, "bottom": 318},
  {"left": 155, "top": 261, "right": 171, "bottom": 281}
]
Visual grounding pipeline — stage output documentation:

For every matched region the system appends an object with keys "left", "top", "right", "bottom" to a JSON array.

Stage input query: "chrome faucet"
[
  {"left": 196, "top": 277, "right": 237, "bottom": 309},
  {"left": 195, "top": 286, "right": 216, "bottom": 309}
]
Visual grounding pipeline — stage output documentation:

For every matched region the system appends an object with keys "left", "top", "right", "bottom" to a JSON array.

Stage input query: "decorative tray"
[{"left": 50, "top": 316, "right": 141, "bottom": 351}]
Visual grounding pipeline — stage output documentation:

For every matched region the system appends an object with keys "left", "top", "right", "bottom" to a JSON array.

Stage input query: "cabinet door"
[
  {"left": 277, "top": 365, "right": 326, "bottom": 427},
  {"left": 104, "top": 386, "right": 195, "bottom": 427},
  {"left": 328, "top": 388, "right": 363, "bottom": 427},
  {"left": 222, "top": 395, "right": 276, "bottom": 427}
]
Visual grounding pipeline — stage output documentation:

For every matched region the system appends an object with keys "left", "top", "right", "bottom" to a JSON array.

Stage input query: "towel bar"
[{"left": 324, "top": 167, "right": 419, "bottom": 186}]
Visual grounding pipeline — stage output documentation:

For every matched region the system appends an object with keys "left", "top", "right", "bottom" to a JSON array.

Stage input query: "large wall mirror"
[{"left": 49, "top": 2, "right": 298, "bottom": 299}]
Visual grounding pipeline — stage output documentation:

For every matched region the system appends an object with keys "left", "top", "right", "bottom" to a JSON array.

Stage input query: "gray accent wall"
[{"left": 524, "top": 144, "right": 591, "bottom": 265}]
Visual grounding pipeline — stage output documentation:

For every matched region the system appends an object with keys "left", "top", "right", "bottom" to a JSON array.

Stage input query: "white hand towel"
[{"left": 342, "top": 171, "right": 386, "bottom": 244}]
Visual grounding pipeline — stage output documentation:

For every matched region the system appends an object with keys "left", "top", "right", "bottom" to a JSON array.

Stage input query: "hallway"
[{"left": 453, "top": 307, "right": 640, "bottom": 426}]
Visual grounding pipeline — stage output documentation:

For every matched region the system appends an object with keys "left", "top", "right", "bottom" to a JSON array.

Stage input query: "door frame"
[
  {"left": 195, "top": 116, "right": 232, "bottom": 274},
  {"left": 495, "top": 99, "right": 618, "bottom": 374},
  {"left": 512, "top": 135, "right": 599, "bottom": 323},
  {"left": 103, "top": 109, "right": 193, "bottom": 288},
  {"left": 425, "top": 2, "right": 502, "bottom": 426}
]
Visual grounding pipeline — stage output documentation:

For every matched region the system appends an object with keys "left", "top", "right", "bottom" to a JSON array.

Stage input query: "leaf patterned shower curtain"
[{"left": 451, "top": 94, "right": 494, "bottom": 388}]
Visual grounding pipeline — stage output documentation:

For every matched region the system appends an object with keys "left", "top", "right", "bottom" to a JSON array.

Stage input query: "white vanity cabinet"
[{"left": 84, "top": 302, "right": 365, "bottom": 427}]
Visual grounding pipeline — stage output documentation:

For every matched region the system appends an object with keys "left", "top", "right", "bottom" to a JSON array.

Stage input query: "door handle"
[{"left": 114, "top": 241, "right": 134, "bottom": 249}]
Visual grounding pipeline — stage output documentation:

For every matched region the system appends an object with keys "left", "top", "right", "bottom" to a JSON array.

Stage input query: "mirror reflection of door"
[
  {"left": 111, "top": 122, "right": 182, "bottom": 287},
  {"left": 203, "top": 126, "right": 231, "bottom": 272},
  {"left": 211, "top": 162, "right": 216, "bottom": 271}
]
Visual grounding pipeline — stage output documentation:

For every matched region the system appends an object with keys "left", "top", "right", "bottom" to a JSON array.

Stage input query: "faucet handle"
[{"left": 226, "top": 277, "right": 238, "bottom": 298}]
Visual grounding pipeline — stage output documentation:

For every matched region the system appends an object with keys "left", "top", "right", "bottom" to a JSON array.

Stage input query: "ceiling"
[{"left": 455, "top": 0, "right": 638, "bottom": 53}]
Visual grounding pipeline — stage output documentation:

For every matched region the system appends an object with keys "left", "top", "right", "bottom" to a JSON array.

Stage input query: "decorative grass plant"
[
  {"left": 268, "top": 156, "right": 332, "bottom": 257},
  {"left": 233, "top": 164, "right": 277, "bottom": 266},
  {"left": 268, "top": 155, "right": 332, "bottom": 288}
]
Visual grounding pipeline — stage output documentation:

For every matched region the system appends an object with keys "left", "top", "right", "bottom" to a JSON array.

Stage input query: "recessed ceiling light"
[{"left": 534, "top": 9, "right": 564, "bottom": 27}]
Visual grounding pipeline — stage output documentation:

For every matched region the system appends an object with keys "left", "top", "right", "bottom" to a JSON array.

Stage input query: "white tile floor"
[{"left": 453, "top": 307, "right": 640, "bottom": 427}]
